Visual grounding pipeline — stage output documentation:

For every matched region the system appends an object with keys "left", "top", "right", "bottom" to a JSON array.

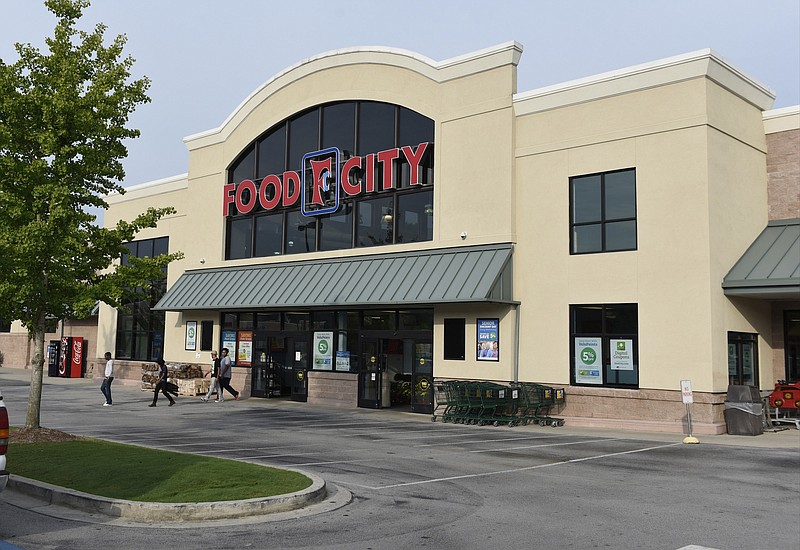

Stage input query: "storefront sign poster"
[
  {"left": 314, "top": 331, "right": 333, "bottom": 370},
  {"left": 575, "top": 337, "right": 602, "bottom": 384},
  {"left": 477, "top": 319, "right": 499, "bottom": 361},
  {"left": 237, "top": 331, "right": 253, "bottom": 366},
  {"left": 335, "top": 350, "right": 350, "bottom": 371},
  {"left": 184, "top": 321, "right": 197, "bottom": 351},
  {"left": 222, "top": 331, "right": 237, "bottom": 364},
  {"left": 610, "top": 339, "right": 634, "bottom": 371}
]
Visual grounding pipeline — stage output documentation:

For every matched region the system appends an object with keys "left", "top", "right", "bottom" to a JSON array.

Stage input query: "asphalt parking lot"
[{"left": 1, "top": 369, "right": 798, "bottom": 550}]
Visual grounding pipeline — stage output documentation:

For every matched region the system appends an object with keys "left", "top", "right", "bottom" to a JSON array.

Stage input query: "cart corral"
[{"left": 432, "top": 380, "right": 566, "bottom": 427}]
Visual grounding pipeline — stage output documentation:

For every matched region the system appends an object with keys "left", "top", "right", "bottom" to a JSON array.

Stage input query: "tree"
[{"left": 0, "top": 0, "right": 182, "bottom": 428}]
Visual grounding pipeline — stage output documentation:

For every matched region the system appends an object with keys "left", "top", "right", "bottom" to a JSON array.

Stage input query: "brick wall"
[{"left": 766, "top": 128, "right": 800, "bottom": 220}]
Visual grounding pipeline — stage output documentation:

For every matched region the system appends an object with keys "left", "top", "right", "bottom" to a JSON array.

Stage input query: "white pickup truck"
[{"left": 0, "top": 389, "right": 8, "bottom": 492}]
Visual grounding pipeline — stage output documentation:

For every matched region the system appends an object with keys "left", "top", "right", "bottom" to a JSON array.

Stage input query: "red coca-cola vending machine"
[{"left": 58, "top": 337, "right": 84, "bottom": 378}]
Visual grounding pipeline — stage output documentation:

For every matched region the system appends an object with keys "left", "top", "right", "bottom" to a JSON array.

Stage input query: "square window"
[{"left": 570, "top": 169, "right": 637, "bottom": 254}]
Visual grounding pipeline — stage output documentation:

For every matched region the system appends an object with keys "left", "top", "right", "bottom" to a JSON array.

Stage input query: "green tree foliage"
[{"left": 0, "top": 0, "right": 182, "bottom": 428}]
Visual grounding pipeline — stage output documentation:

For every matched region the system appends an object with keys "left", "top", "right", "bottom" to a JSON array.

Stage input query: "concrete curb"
[{"left": 7, "top": 471, "right": 328, "bottom": 522}]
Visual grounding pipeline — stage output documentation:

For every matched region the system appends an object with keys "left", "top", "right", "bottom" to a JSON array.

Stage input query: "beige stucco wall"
[
  {"left": 98, "top": 45, "right": 783, "bottom": 431},
  {"left": 513, "top": 73, "right": 773, "bottom": 394}
]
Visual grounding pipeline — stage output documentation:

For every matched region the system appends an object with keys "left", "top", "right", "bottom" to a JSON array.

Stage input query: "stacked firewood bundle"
[{"left": 141, "top": 362, "right": 206, "bottom": 390}]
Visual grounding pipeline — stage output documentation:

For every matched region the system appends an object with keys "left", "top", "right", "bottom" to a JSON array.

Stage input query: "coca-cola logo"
[{"left": 72, "top": 340, "right": 83, "bottom": 363}]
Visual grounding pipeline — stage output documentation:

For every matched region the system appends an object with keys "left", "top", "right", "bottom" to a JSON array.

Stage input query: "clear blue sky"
[{"left": 2, "top": 0, "right": 799, "bottom": 190}]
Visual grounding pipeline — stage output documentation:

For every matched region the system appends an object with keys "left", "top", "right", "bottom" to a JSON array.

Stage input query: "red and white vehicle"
[{"left": 0, "top": 388, "right": 9, "bottom": 492}]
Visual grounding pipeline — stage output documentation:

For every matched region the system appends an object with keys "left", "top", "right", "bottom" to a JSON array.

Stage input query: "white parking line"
[
  {"left": 353, "top": 442, "right": 681, "bottom": 490},
  {"left": 469, "top": 437, "right": 620, "bottom": 453},
  {"left": 416, "top": 433, "right": 573, "bottom": 447}
]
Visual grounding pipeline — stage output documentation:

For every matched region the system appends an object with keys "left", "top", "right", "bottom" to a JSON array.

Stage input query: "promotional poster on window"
[
  {"left": 610, "top": 339, "right": 634, "bottom": 371},
  {"left": 184, "top": 321, "right": 197, "bottom": 351},
  {"left": 575, "top": 337, "right": 602, "bottom": 384},
  {"left": 222, "top": 331, "right": 237, "bottom": 364},
  {"left": 237, "top": 331, "right": 253, "bottom": 366},
  {"left": 477, "top": 319, "right": 499, "bottom": 361},
  {"left": 313, "top": 331, "right": 333, "bottom": 370}
]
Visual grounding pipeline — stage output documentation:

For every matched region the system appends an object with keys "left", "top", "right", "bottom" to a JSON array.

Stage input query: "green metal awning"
[
  {"left": 723, "top": 219, "right": 800, "bottom": 299},
  {"left": 153, "top": 243, "right": 514, "bottom": 311}
]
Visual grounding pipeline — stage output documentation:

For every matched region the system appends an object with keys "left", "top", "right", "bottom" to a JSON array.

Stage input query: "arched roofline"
[{"left": 185, "top": 42, "right": 523, "bottom": 150}]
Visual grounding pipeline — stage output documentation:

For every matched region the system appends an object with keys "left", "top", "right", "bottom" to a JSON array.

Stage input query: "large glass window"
[
  {"left": 225, "top": 101, "right": 434, "bottom": 260},
  {"left": 571, "top": 304, "right": 638, "bottom": 388},
  {"left": 115, "top": 237, "right": 169, "bottom": 361},
  {"left": 570, "top": 169, "right": 637, "bottom": 254}
]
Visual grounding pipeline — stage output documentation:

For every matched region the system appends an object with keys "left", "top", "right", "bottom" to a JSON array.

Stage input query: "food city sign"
[{"left": 223, "top": 142, "right": 431, "bottom": 217}]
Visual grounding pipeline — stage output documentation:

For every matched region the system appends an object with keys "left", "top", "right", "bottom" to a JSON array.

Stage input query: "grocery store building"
[{"left": 90, "top": 42, "right": 798, "bottom": 434}]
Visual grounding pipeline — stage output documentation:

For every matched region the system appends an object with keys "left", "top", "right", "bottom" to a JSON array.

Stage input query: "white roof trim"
[
  {"left": 513, "top": 48, "right": 775, "bottom": 116},
  {"left": 764, "top": 105, "right": 800, "bottom": 134},
  {"left": 106, "top": 173, "right": 188, "bottom": 204},
  {"left": 184, "top": 42, "right": 523, "bottom": 149}
]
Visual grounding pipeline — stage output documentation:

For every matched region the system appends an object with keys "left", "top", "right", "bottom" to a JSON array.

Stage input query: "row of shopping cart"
[{"left": 431, "top": 380, "right": 566, "bottom": 427}]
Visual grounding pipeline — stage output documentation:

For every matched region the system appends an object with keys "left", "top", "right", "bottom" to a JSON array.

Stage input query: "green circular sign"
[
  {"left": 317, "top": 340, "right": 329, "bottom": 354},
  {"left": 580, "top": 347, "right": 597, "bottom": 365}
]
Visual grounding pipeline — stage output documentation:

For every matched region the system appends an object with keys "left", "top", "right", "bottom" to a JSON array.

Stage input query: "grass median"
[{"left": 8, "top": 435, "right": 312, "bottom": 503}]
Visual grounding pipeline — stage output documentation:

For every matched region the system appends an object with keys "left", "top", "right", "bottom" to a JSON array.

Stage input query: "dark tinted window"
[
  {"left": 396, "top": 190, "right": 433, "bottom": 243},
  {"left": 115, "top": 237, "right": 169, "bottom": 361},
  {"left": 398, "top": 106, "right": 434, "bottom": 147},
  {"left": 230, "top": 146, "right": 255, "bottom": 183},
  {"left": 288, "top": 109, "right": 319, "bottom": 171},
  {"left": 227, "top": 218, "right": 253, "bottom": 259},
  {"left": 322, "top": 102, "right": 356, "bottom": 153},
  {"left": 571, "top": 175, "right": 601, "bottom": 223},
  {"left": 226, "top": 101, "right": 434, "bottom": 260},
  {"left": 200, "top": 320, "right": 213, "bottom": 351},
  {"left": 257, "top": 125, "right": 287, "bottom": 178},
  {"left": 399, "top": 309, "right": 433, "bottom": 330},
  {"left": 444, "top": 318, "right": 466, "bottom": 360},
  {"left": 357, "top": 195, "right": 394, "bottom": 247},
  {"left": 319, "top": 202, "right": 353, "bottom": 251},
  {"left": 285, "top": 210, "right": 317, "bottom": 254},
  {"left": 358, "top": 102, "right": 396, "bottom": 154},
  {"left": 571, "top": 303, "right": 638, "bottom": 388},
  {"left": 570, "top": 169, "right": 636, "bottom": 254},
  {"left": 255, "top": 213, "right": 283, "bottom": 257}
]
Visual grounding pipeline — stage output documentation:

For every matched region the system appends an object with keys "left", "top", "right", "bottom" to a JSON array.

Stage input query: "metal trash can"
[{"left": 724, "top": 385, "right": 763, "bottom": 436}]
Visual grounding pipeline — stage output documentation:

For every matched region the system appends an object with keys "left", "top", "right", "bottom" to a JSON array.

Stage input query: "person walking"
[
  {"left": 201, "top": 351, "right": 221, "bottom": 402},
  {"left": 149, "top": 357, "right": 175, "bottom": 407},
  {"left": 217, "top": 348, "right": 240, "bottom": 401},
  {"left": 101, "top": 352, "right": 114, "bottom": 406}
]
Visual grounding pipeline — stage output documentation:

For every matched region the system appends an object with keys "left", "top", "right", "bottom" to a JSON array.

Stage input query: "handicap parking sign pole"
[{"left": 681, "top": 380, "right": 700, "bottom": 444}]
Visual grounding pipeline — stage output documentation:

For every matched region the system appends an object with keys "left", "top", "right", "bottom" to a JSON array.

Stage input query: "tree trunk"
[{"left": 25, "top": 327, "right": 45, "bottom": 429}]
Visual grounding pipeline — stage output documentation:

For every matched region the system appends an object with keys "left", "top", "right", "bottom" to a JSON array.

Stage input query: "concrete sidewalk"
[{"left": 2, "top": 366, "right": 798, "bottom": 449}]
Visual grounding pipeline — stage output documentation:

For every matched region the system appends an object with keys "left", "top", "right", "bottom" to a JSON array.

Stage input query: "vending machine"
[
  {"left": 58, "top": 337, "right": 84, "bottom": 378},
  {"left": 47, "top": 340, "right": 60, "bottom": 377}
]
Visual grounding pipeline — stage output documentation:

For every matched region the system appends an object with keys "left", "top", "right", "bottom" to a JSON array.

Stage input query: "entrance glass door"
[
  {"left": 411, "top": 340, "right": 434, "bottom": 413},
  {"left": 291, "top": 338, "right": 309, "bottom": 402},
  {"left": 359, "top": 338, "right": 384, "bottom": 408}
]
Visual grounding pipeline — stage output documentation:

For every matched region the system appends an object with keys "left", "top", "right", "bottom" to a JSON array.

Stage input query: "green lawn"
[{"left": 8, "top": 439, "right": 312, "bottom": 503}]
